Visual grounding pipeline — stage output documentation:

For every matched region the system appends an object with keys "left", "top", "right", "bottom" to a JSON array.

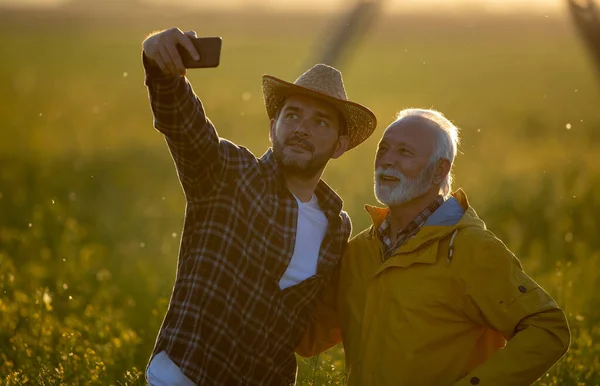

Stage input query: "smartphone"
[{"left": 178, "top": 37, "right": 222, "bottom": 69}]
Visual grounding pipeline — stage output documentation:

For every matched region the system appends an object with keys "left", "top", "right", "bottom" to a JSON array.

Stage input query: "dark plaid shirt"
[
  {"left": 144, "top": 58, "right": 351, "bottom": 385},
  {"left": 379, "top": 195, "right": 444, "bottom": 260}
]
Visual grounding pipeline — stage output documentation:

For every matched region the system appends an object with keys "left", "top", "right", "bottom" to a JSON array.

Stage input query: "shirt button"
[
  {"left": 519, "top": 285, "right": 527, "bottom": 293},
  {"left": 470, "top": 377, "right": 480, "bottom": 385}
]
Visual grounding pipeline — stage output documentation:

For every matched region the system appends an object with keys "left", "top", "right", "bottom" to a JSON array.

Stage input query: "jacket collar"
[
  {"left": 365, "top": 189, "right": 470, "bottom": 226},
  {"left": 364, "top": 189, "right": 482, "bottom": 255}
]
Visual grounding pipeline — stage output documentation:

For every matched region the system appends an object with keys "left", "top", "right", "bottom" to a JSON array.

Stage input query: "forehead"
[
  {"left": 380, "top": 116, "right": 439, "bottom": 154},
  {"left": 281, "top": 94, "right": 340, "bottom": 117}
]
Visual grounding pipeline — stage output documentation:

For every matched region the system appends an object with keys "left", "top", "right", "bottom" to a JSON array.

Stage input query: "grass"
[{"left": 0, "top": 6, "right": 599, "bottom": 385}]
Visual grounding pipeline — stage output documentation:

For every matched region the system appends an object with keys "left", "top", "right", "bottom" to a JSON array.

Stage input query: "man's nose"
[
  {"left": 378, "top": 152, "right": 395, "bottom": 168},
  {"left": 293, "top": 118, "right": 311, "bottom": 136}
]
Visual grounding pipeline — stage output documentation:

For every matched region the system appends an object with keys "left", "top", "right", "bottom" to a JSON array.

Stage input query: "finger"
[
  {"left": 177, "top": 33, "right": 200, "bottom": 61},
  {"left": 158, "top": 45, "right": 177, "bottom": 76},
  {"left": 184, "top": 30, "right": 198, "bottom": 39},
  {"left": 166, "top": 42, "right": 186, "bottom": 75},
  {"left": 153, "top": 48, "right": 169, "bottom": 75},
  {"left": 143, "top": 38, "right": 166, "bottom": 72},
  {"left": 158, "top": 46, "right": 175, "bottom": 75}
]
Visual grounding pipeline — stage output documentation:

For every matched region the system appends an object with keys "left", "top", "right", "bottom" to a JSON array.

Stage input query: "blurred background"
[{"left": 1, "top": 0, "right": 599, "bottom": 384}]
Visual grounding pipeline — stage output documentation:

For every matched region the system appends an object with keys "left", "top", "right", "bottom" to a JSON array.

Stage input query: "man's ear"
[
  {"left": 433, "top": 158, "right": 451, "bottom": 184},
  {"left": 269, "top": 118, "right": 277, "bottom": 144},
  {"left": 331, "top": 135, "right": 350, "bottom": 159}
]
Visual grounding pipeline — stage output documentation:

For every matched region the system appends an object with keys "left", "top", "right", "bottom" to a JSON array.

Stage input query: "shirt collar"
[
  {"left": 259, "top": 148, "right": 344, "bottom": 216},
  {"left": 378, "top": 195, "right": 445, "bottom": 238},
  {"left": 377, "top": 195, "right": 445, "bottom": 258}
]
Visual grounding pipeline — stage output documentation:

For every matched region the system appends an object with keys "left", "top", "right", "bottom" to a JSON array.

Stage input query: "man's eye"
[
  {"left": 316, "top": 120, "right": 328, "bottom": 127},
  {"left": 285, "top": 113, "right": 299, "bottom": 119},
  {"left": 399, "top": 148, "right": 413, "bottom": 156}
]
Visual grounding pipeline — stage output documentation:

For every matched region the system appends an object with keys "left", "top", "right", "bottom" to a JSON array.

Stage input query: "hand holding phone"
[
  {"left": 177, "top": 37, "right": 222, "bottom": 69},
  {"left": 143, "top": 29, "right": 221, "bottom": 76}
]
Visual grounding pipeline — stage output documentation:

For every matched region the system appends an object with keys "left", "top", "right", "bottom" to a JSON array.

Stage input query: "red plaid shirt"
[
  {"left": 144, "top": 57, "right": 351, "bottom": 385},
  {"left": 379, "top": 196, "right": 444, "bottom": 260}
]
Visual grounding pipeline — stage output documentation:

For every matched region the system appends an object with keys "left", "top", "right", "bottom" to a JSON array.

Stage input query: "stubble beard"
[{"left": 272, "top": 137, "right": 336, "bottom": 180}]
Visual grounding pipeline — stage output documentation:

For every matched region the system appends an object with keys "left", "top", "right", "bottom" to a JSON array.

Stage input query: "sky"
[{"left": 0, "top": 0, "right": 564, "bottom": 14}]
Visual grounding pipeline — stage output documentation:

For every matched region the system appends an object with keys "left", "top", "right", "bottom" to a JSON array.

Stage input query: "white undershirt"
[{"left": 278, "top": 194, "right": 329, "bottom": 290}]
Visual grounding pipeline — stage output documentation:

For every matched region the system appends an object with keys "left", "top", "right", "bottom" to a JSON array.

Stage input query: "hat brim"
[{"left": 262, "top": 75, "right": 377, "bottom": 151}]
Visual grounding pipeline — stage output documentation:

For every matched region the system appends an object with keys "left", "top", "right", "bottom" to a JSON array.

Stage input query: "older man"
[
  {"left": 298, "top": 109, "right": 570, "bottom": 385},
  {"left": 141, "top": 28, "right": 376, "bottom": 385}
]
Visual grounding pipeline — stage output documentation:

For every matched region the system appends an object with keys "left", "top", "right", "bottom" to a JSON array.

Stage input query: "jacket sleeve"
[
  {"left": 295, "top": 265, "right": 343, "bottom": 357},
  {"left": 143, "top": 53, "right": 253, "bottom": 201},
  {"left": 455, "top": 234, "right": 571, "bottom": 386}
]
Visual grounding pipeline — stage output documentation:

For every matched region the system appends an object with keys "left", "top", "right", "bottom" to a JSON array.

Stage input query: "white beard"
[{"left": 374, "top": 164, "right": 434, "bottom": 206}]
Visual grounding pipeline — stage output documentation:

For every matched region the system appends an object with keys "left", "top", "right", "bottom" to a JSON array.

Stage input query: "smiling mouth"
[{"left": 379, "top": 175, "right": 400, "bottom": 182}]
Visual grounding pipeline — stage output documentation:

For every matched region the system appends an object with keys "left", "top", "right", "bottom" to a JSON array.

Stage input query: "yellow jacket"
[{"left": 298, "top": 190, "right": 570, "bottom": 386}]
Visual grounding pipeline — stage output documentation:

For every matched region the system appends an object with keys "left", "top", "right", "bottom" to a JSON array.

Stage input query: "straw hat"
[{"left": 262, "top": 64, "right": 377, "bottom": 151}]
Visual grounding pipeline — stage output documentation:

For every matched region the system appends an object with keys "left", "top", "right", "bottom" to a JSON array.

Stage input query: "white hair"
[{"left": 392, "top": 108, "right": 460, "bottom": 197}]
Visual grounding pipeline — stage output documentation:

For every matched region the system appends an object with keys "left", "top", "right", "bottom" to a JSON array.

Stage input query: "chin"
[
  {"left": 375, "top": 184, "right": 413, "bottom": 206},
  {"left": 284, "top": 148, "right": 311, "bottom": 159},
  {"left": 375, "top": 185, "right": 393, "bottom": 206},
  {"left": 282, "top": 155, "right": 309, "bottom": 169}
]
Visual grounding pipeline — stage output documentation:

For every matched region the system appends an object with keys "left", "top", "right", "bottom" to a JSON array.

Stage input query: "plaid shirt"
[
  {"left": 144, "top": 57, "right": 351, "bottom": 385},
  {"left": 379, "top": 196, "right": 444, "bottom": 260}
]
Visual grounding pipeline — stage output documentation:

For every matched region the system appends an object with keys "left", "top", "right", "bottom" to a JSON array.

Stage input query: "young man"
[
  {"left": 141, "top": 28, "right": 377, "bottom": 385},
  {"left": 298, "top": 109, "right": 571, "bottom": 385}
]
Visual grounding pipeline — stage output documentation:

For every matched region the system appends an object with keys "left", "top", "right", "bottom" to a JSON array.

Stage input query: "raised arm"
[
  {"left": 456, "top": 235, "right": 571, "bottom": 386},
  {"left": 142, "top": 28, "right": 252, "bottom": 201}
]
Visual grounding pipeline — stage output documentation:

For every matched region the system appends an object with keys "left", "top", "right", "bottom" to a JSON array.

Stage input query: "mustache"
[
  {"left": 375, "top": 167, "right": 405, "bottom": 180},
  {"left": 285, "top": 136, "right": 314, "bottom": 152}
]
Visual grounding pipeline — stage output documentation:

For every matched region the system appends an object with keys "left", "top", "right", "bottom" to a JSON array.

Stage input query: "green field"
[{"left": 1, "top": 6, "right": 599, "bottom": 385}]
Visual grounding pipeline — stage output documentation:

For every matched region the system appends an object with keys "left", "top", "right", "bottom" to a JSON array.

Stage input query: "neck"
[
  {"left": 387, "top": 189, "right": 442, "bottom": 234},
  {"left": 285, "top": 172, "right": 322, "bottom": 202}
]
